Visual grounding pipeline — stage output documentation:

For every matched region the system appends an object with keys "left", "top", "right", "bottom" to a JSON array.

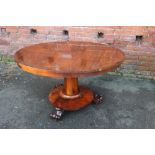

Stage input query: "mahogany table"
[{"left": 15, "top": 41, "right": 124, "bottom": 120}]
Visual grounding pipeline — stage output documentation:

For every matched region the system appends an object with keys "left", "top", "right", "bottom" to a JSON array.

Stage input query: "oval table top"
[{"left": 15, "top": 41, "right": 125, "bottom": 78}]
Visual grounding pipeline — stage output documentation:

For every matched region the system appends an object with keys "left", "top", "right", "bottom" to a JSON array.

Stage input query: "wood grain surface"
[
  {"left": 15, "top": 41, "right": 125, "bottom": 78},
  {"left": 48, "top": 85, "right": 94, "bottom": 111}
]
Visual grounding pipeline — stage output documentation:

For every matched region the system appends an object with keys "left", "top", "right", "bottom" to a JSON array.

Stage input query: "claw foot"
[
  {"left": 50, "top": 108, "right": 64, "bottom": 120},
  {"left": 93, "top": 94, "right": 103, "bottom": 104}
]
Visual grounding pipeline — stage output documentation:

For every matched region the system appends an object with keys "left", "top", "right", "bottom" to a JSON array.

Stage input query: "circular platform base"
[{"left": 48, "top": 86, "right": 94, "bottom": 111}]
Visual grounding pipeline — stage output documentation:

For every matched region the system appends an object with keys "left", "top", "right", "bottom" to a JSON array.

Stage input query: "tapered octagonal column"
[
  {"left": 64, "top": 77, "right": 79, "bottom": 96},
  {"left": 60, "top": 77, "right": 80, "bottom": 99}
]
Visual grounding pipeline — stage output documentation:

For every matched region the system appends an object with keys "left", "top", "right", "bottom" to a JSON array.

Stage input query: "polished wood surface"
[
  {"left": 64, "top": 77, "right": 79, "bottom": 96},
  {"left": 48, "top": 85, "right": 94, "bottom": 111},
  {"left": 15, "top": 41, "right": 125, "bottom": 116},
  {"left": 15, "top": 41, "right": 124, "bottom": 78}
]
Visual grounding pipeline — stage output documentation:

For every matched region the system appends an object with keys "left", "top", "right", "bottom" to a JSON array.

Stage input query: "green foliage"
[{"left": 0, "top": 54, "right": 15, "bottom": 64}]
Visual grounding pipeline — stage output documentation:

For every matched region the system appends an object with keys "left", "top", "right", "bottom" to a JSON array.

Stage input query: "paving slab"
[{"left": 0, "top": 62, "right": 155, "bottom": 129}]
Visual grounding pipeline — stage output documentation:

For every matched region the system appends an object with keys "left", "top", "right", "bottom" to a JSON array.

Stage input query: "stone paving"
[{"left": 0, "top": 62, "right": 155, "bottom": 129}]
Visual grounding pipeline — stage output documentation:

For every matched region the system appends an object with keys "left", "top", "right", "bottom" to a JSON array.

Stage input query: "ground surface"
[{"left": 0, "top": 62, "right": 155, "bottom": 129}]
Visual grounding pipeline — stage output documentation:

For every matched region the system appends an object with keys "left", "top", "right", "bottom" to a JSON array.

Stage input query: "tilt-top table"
[{"left": 15, "top": 41, "right": 124, "bottom": 120}]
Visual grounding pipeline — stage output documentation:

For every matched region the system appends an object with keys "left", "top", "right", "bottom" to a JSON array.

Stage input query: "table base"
[
  {"left": 48, "top": 85, "right": 94, "bottom": 111},
  {"left": 48, "top": 77, "right": 103, "bottom": 120}
]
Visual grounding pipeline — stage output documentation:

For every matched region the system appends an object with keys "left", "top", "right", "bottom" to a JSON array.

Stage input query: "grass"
[{"left": 0, "top": 54, "right": 15, "bottom": 64}]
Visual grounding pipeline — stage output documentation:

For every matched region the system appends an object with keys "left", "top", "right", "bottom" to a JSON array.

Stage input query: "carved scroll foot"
[
  {"left": 49, "top": 108, "right": 65, "bottom": 120},
  {"left": 93, "top": 93, "right": 103, "bottom": 104}
]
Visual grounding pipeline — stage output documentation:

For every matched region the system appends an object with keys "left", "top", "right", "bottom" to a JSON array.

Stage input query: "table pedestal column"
[
  {"left": 48, "top": 77, "right": 94, "bottom": 111},
  {"left": 60, "top": 77, "right": 80, "bottom": 99}
]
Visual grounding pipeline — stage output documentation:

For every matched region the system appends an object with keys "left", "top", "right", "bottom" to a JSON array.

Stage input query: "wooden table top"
[{"left": 15, "top": 41, "right": 125, "bottom": 77}]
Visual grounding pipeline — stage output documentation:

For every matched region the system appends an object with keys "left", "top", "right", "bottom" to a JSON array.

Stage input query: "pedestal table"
[{"left": 15, "top": 41, "right": 124, "bottom": 120}]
